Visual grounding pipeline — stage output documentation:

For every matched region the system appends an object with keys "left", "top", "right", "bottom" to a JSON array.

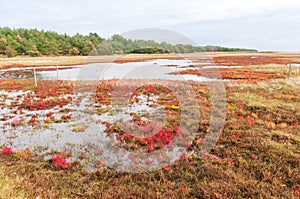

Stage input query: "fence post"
[
  {"left": 288, "top": 64, "right": 292, "bottom": 80},
  {"left": 57, "top": 65, "right": 59, "bottom": 79},
  {"left": 33, "top": 68, "right": 37, "bottom": 87}
]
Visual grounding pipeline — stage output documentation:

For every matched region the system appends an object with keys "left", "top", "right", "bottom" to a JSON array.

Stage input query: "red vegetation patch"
[
  {"left": 51, "top": 154, "right": 72, "bottom": 169},
  {"left": 294, "top": 186, "right": 300, "bottom": 198},
  {"left": 0, "top": 79, "right": 74, "bottom": 92},
  {"left": 1, "top": 63, "right": 84, "bottom": 70},
  {"left": 172, "top": 68, "right": 287, "bottom": 82},
  {"left": 112, "top": 126, "right": 183, "bottom": 152},
  {"left": 35, "top": 67, "right": 78, "bottom": 72},
  {"left": 1, "top": 64, "right": 26, "bottom": 70},
  {"left": 0, "top": 146, "right": 13, "bottom": 155},
  {"left": 212, "top": 56, "right": 293, "bottom": 66}
]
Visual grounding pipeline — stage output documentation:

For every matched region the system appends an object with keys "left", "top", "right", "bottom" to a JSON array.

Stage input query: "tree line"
[{"left": 0, "top": 27, "right": 256, "bottom": 57}]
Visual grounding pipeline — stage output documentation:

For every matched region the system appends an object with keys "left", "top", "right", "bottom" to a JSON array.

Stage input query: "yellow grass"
[
  {"left": 0, "top": 54, "right": 182, "bottom": 68},
  {"left": 0, "top": 168, "right": 28, "bottom": 198}
]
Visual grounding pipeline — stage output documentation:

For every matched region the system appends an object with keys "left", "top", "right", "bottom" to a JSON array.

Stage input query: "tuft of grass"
[{"left": 0, "top": 167, "right": 28, "bottom": 198}]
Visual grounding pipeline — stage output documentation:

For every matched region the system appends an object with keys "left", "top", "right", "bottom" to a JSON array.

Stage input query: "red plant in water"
[
  {"left": 143, "top": 85, "right": 155, "bottom": 94},
  {"left": 61, "top": 114, "right": 72, "bottom": 120},
  {"left": 51, "top": 155, "right": 72, "bottom": 169},
  {"left": 148, "top": 142, "right": 155, "bottom": 152},
  {"left": 46, "top": 112, "right": 54, "bottom": 117},
  {"left": 11, "top": 119, "right": 24, "bottom": 127},
  {"left": 28, "top": 116, "right": 37, "bottom": 124},
  {"left": 1, "top": 146, "right": 13, "bottom": 155}
]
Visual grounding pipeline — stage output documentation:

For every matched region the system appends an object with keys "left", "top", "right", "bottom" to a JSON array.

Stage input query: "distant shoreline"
[{"left": 0, "top": 52, "right": 299, "bottom": 69}]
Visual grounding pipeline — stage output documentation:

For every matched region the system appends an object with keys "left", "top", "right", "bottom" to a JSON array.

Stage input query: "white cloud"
[{"left": 0, "top": 0, "right": 300, "bottom": 51}]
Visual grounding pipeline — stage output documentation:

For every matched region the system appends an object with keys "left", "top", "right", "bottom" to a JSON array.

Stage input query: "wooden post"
[
  {"left": 57, "top": 65, "right": 59, "bottom": 79},
  {"left": 33, "top": 68, "right": 37, "bottom": 87},
  {"left": 288, "top": 64, "right": 292, "bottom": 80}
]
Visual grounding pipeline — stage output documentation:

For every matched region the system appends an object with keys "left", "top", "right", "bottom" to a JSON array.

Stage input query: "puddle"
[
  {"left": 0, "top": 88, "right": 167, "bottom": 171},
  {"left": 0, "top": 59, "right": 236, "bottom": 82},
  {"left": 0, "top": 59, "right": 221, "bottom": 171},
  {"left": 36, "top": 59, "right": 228, "bottom": 82}
]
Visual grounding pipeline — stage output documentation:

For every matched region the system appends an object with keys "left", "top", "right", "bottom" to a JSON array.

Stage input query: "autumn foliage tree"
[
  {"left": 5, "top": 46, "right": 18, "bottom": 57},
  {"left": 69, "top": 47, "right": 80, "bottom": 56}
]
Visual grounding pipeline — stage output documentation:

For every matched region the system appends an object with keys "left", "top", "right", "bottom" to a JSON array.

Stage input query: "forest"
[{"left": 0, "top": 27, "right": 257, "bottom": 57}]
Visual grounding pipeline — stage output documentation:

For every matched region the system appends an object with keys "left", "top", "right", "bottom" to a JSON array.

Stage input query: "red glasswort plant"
[
  {"left": 1, "top": 146, "right": 13, "bottom": 155},
  {"left": 51, "top": 155, "right": 72, "bottom": 169},
  {"left": 294, "top": 186, "right": 300, "bottom": 198}
]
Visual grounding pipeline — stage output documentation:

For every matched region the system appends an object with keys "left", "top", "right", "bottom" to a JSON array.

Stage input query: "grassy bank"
[{"left": 0, "top": 54, "right": 182, "bottom": 69}]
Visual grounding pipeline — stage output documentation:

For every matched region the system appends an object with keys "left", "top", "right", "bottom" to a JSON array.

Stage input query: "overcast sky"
[{"left": 1, "top": 0, "right": 300, "bottom": 51}]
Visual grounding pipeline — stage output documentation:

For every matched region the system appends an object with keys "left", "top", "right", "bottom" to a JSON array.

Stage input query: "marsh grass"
[{"left": 0, "top": 54, "right": 300, "bottom": 198}]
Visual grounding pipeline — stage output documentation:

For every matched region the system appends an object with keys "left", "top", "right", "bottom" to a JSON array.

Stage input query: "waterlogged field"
[{"left": 0, "top": 53, "right": 300, "bottom": 198}]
